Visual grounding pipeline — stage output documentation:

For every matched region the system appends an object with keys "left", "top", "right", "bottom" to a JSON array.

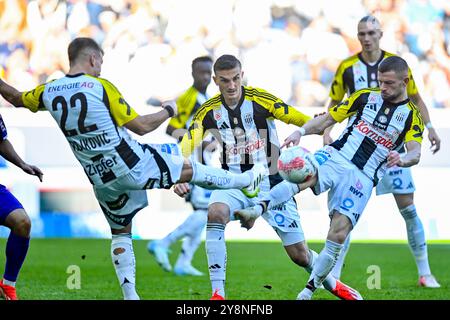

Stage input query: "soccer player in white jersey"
[
  {"left": 323, "top": 16, "right": 440, "bottom": 288},
  {"left": 0, "top": 38, "right": 266, "bottom": 300},
  {"left": 175, "top": 54, "right": 363, "bottom": 300},
  {"left": 235, "top": 56, "right": 424, "bottom": 299},
  {"left": 148, "top": 56, "right": 215, "bottom": 276}
]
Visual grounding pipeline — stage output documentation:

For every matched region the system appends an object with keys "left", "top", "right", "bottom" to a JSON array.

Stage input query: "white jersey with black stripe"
[
  {"left": 329, "top": 88, "right": 424, "bottom": 185},
  {"left": 21, "top": 73, "right": 144, "bottom": 186}
]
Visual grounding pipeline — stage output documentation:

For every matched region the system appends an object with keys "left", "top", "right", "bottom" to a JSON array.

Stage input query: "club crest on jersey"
[
  {"left": 214, "top": 112, "right": 222, "bottom": 121},
  {"left": 377, "top": 115, "right": 388, "bottom": 124},
  {"left": 244, "top": 113, "right": 252, "bottom": 125},
  {"left": 395, "top": 113, "right": 405, "bottom": 122}
]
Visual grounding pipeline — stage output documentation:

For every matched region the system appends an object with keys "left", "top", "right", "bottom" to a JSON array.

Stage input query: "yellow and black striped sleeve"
[
  {"left": 405, "top": 103, "right": 424, "bottom": 144},
  {"left": 406, "top": 68, "right": 419, "bottom": 96},
  {"left": 329, "top": 60, "right": 349, "bottom": 102},
  {"left": 21, "top": 83, "right": 47, "bottom": 112},
  {"left": 96, "top": 77, "right": 139, "bottom": 126},
  {"left": 250, "top": 88, "right": 311, "bottom": 126},
  {"left": 329, "top": 89, "right": 372, "bottom": 123},
  {"left": 168, "top": 87, "right": 198, "bottom": 129},
  {"left": 180, "top": 104, "right": 213, "bottom": 158}
]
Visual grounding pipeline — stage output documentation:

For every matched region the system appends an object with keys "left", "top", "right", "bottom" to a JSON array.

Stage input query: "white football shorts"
[
  {"left": 94, "top": 143, "right": 184, "bottom": 229},
  {"left": 209, "top": 187, "right": 305, "bottom": 246},
  {"left": 313, "top": 146, "right": 373, "bottom": 227},
  {"left": 376, "top": 166, "right": 415, "bottom": 195}
]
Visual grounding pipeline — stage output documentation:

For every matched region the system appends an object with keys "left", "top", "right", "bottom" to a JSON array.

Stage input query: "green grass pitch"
[{"left": 0, "top": 238, "right": 448, "bottom": 300}]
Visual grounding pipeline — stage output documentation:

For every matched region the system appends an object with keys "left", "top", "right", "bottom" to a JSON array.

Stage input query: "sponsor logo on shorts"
[
  {"left": 349, "top": 186, "right": 364, "bottom": 198},
  {"left": 105, "top": 194, "right": 129, "bottom": 210},
  {"left": 340, "top": 198, "right": 354, "bottom": 211},
  {"left": 203, "top": 174, "right": 231, "bottom": 187},
  {"left": 271, "top": 203, "right": 287, "bottom": 211},
  {"left": 274, "top": 213, "right": 285, "bottom": 227}
]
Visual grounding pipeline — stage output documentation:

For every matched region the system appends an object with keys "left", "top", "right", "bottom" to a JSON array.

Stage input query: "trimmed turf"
[{"left": 0, "top": 238, "right": 447, "bottom": 300}]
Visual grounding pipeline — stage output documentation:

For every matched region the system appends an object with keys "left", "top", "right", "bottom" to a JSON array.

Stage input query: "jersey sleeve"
[
  {"left": 329, "top": 90, "right": 367, "bottom": 123},
  {"left": 253, "top": 89, "right": 311, "bottom": 126},
  {"left": 406, "top": 68, "right": 419, "bottom": 96},
  {"left": 180, "top": 110, "right": 208, "bottom": 158},
  {"left": 168, "top": 88, "right": 197, "bottom": 130},
  {"left": 0, "top": 114, "right": 7, "bottom": 141},
  {"left": 329, "top": 62, "right": 346, "bottom": 102},
  {"left": 97, "top": 78, "right": 139, "bottom": 126},
  {"left": 21, "top": 84, "right": 47, "bottom": 112},
  {"left": 404, "top": 106, "right": 424, "bottom": 144}
]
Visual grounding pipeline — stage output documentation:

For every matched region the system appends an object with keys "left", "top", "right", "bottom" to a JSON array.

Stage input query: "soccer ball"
[{"left": 277, "top": 146, "right": 317, "bottom": 184}]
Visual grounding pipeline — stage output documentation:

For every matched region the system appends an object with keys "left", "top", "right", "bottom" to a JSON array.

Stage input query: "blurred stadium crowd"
[{"left": 0, "top": 0, "right": 449, "bottom": 109}]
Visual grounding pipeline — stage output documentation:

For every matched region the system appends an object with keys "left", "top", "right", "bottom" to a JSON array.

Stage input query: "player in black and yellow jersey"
[
  {"left": 174, "top": 54, "right": 362, "bottom": 300},
  {"left": 324, "top": 16, "right": 440, "bottom": 288},
  {"left": 148, "top": 56, "right": 215, "bottom": 277},
  {"left": 0, "top": 39, "right": 267, "bottom": 300}
]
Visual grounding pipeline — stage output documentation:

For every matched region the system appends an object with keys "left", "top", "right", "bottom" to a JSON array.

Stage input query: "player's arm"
[
  {"left": 387, "top": 140, "right": 421, "bottom": 168},
  {"left": 0, "top": 139, "right": 43, "bottom": 182},
  {"left": 0, "top": 78, "right": 24, "bottom": 107},
  {"left": 180, "top": 119, "right": 205, "bottom": 158},
  {"left": 252, "top": 91, "right": 311, "bottom": 126},
  {"left": 409, "top": 92, "right": 440, "bottom": 154},
  {"left": 322, "top": 98, "right": 342, "bottom": 145},
  {"left": 125, "top": 100, "right": 177, "bottom": 136},
  {"left": 281, "top": 113, "right": 337, "bottom": 148}
]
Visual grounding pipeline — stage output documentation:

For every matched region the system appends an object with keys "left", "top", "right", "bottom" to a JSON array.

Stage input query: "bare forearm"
[
  {"left": 0, "top": 79, "right": 23, "bottom": 107},
  {"left": 138, "top": 109, "right": 171, "bottom": 135},
  {"left": 399, "top": 150, "right": 420, "bottom": 167},
  {"left": 303, "top": 114, "right": 336, "bottom": 136},
  {"left": 0, "top": 140, "right": 26, "bottom": 169}
]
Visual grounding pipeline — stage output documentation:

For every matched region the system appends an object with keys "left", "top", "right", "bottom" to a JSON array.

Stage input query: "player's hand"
[
  {"left": 21, "top": 163, "right": 43, "bottom": 182},
  {"left": 386, "top": 151, "right": 401, "bottom": 168},
  {"left": 173, "top": 182, "right": 190, "bottom": 198},
  {"left": 280, "top": 130, "right": 302, "bottom": 149},
  {"left": 162, "top": 100, "right": 178, "bottom": 117},
  {"left": 428, "top": 128, "right": 441, "bottom": 154}
]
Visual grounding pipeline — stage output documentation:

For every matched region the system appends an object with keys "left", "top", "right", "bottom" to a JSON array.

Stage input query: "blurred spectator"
[{"left": 0, "top": 0, "right": 448, "bottom": 109}]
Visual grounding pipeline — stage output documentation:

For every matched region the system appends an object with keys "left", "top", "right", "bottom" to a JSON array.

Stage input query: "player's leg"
[
  {"left": 0, "top": 186, "right": 31, "bottom": 301},
  {"left": 394, "top": 193, "right": 440, "bottom": 287},
  {"left": 94, "top": 178, "right": 147, "bottom": 300},
  {"left": 0, "top": 208, "right": 31, "bottom": 301},
  {"left": 298, "top": 161, "right": 372, "bottom": 300},
  {"left": 178, "top": 159, "right": 265, "bottom": 197},
  {"left": 174, "top": 209, "right": 207, "bottom": 276},
  {"left": 330, "top": 233, "right": 351, "bottom": 279},
  {"left": 110, "top": 223, "right": 139, "bottom": 300}
]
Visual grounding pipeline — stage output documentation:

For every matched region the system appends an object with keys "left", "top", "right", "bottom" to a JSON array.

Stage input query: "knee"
[
  {"left": 327, "top": 228, "right": 348, "bottom": 244},
  {"left": 13, "top": 215, "right": 31, "bottom": 238},
  {"left": 207, "top": 204, "right": 229, "bottom": 224}
]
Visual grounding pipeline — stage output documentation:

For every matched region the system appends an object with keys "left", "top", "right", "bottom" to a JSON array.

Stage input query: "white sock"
[
  {"left": 206, "top": 223, "right": 226, "bottom": 297},
  {"left": 175, "top": 210, "right": 207, "bottom": 268},
  {"left": 313, "top": 240, "right": 343, "bottom": 288},
  {"left": 190, "top": 160, "right": 250, "bottom": 189},
  {"left": 266, "top": 181, "right": 300, "bottom": 211},
  {"left": 331, "top": 234, "right": 351, "bottom": 279},
  {"left": 111, "top": 233, "right": 139, "bottom": 300},
  {"left": 400, "top": 204, "right": 431, "bottom": 276},
  {"left": 2, "top": 279, "right": 15, "bottom": 287},
  {"left": 305, "top": 249, "right": 336, "bottom": 291}
]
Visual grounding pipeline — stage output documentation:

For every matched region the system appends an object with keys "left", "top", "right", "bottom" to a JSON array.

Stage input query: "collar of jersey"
[
  {"left": 220, "top": 86, "right": 245, "bottom": 115},
  {"left": 383, "top": 97, "right": 410, "bottom": 107},
  {"left": 66, "top": 73, "right": 85, "bottom": 78},
  {"left": 357, "top": 50, "right": 385, "bottom": 67}
]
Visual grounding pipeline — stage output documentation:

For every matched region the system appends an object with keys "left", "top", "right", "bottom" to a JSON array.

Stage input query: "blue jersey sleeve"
[{"left": 0, "top": 114, "right": 7, "bottom": 141}]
